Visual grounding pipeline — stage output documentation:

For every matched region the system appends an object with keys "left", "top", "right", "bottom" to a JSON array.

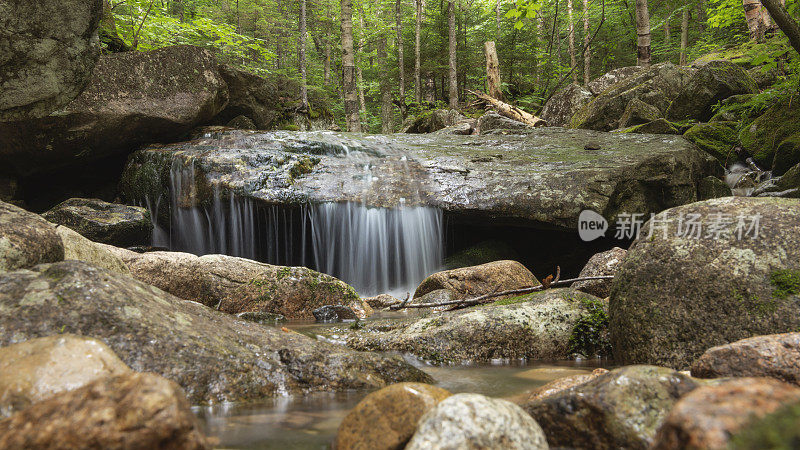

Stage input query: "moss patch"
[
  {"left": 770, "top": 269, "right": 800, "bottom": 300},
  {"left": 568, "top": 297, "right": 611, "bottom": 357},
  {"left": 730, "top": 399, "right": 800, "bottom": 449},
  {"left": 684, "top": 121, "right": 739, "bottom": 163}
]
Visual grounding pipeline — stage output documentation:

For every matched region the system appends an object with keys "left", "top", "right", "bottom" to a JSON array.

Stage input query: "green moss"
[
  {"left": 288, "top": 155, "right": 320, "bottom": 180},
  {"left": 730, "top": 399, "right": 800, "bottom": 449},
  {"left": 740, "top": 96, "right": 800, "bottom": 168},
  {"left": 491, "top": 293, "right": 536, "bottom": 306},
  {"left": 770, "top": 269, "right": 800, "bottom": 300},
  {"left": 569, "top": 297, "right": 611, "bottom": 357},
  {"left": 684, "top": 121, "right": 740, "bottom": 163},
  {"left": 276, "top": 267, "right": 291, "bottom": 281}
]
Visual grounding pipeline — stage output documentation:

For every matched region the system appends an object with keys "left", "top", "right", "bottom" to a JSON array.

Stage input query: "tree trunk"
[
  {"left": 583, "top": 0, "right": 590, "bottom": 85},
  {"left": 468, "top": 90, "right": 546, "bottom": 126},
  {"left": 276, "top": 0, "right": 284, "bottom": 69},
  {"left": 680, "top": 7, "right": 689, "bottom": 65},
  {"left": 356, "top": 9, "right": 367, "bottom": 117},
  {"left": 760, "top": 0, "right": 800, "bottom": 55},
  {"left": 568, "top": 0, "right": 578, "bottom": 83},
  {"left": 323, "top": 38, "right": 331, "bottom": 85},
  {"left": 396, "top": 0, "right": 405, "bottom": 100},
  {"left": 744, "top": 0, "right": 766, "bottom": 41},
  {"left": 484, "top": 41, "right": 503, "bottom": 100},
  {"left": 536, "top": 11, "right": 544, "bottom": 89},
  {"left": 378, "top": 21, "right": 393, "bottom": 133},
  {"left": 300, "top": 0, "right": 309, "bottom": 110},
  {"left": 448, "top": 0, "right": 458, "bottom": 109},
  {"left": 415, "top": 0, "right": 424, "bottom": 103},
  {"left": 664, "top": 13, "right": 671, "bottom": 44},
  {"left": 341, "top": 0, "right": 361, "bottom": 132},
  {"left": 635, "top": 0, "right": 651, "bottom": 68},
  {"left": 496, "top": 0, "right": 501, "bottom": 42}
]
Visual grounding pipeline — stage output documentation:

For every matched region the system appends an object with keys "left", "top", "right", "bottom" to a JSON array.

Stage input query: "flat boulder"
[
  {"left": 0, "top": 0, "right": 102, "bottom": 121},
  {"left": 335, "top": 382, "right": 451, "bottom": 450},
  {"left": 0, "top": 45, "right": 228, "bottom": 178},
  {"left": 0, "top": 261, "right": 430, "bottom": 403},
  {"left": 43, "top": 198, "right": 151, "bottom": 247},
  {"left": 667, "top": 60, "right": 758, "bottom": 122},
  {"left": 0, "top": 335, "right": 130, "bottom": 418},
  {"left": 572, "top": 247, "right": 626, "bottom": 298},
  {"left": 0, "top": 373, "right": 209, "bottom": 450},
  {"left": 107, "top": 248, "right": 370, "bottom": 320},
  {"left": 541, "top": 83, "right": 594, "bottom": 127},
  {"left": 522, "top": 365, "right": 701, "bottom": 449},
  {"left": 406, "top": 393, "right": 549, "bottom": 450},
  {"left": 653, "top": 377, "right": 800, "bottom": 450},
  {"left": 691, "top": 332, "right": 800, "bottom": 385},
  {"left": 413, "top": 260, "right": 539, "bottom": 302},
  {"left": 610, "top": 197, "right": 800, "bottom": 369},
  {"left": 0, "top": 201, "right": 64, "bottom": 273},
  {"left": 55, "top": 225, "right": 129, "bottom": 274}
]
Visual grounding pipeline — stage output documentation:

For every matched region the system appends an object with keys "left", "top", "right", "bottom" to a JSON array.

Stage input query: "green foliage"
[
  {"left": 770, "top": 269, "right": 800, "bottom": 300},
  {"left": 729, "top": 399, "right": 800, "bottom": 449},
  {"left": 569, "top": 297, "right": 611, "bottom": 358}
]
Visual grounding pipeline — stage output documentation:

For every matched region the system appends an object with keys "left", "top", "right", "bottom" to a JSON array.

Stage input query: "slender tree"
[
  {"left": 415, "top": 0, "right": 424, "bottom": 103},
  {"left": 378, "top": 11, "right": 393, "bottom": 132},
  {"left": 583, "top": 0, "right": 590, "bottom": 85},
  {"left": 635, "top": 0, "right": 651, "bottom": 67},
  {"left": 341, "top": 0, "right": 361, "bottom": 131},
  {"left": 356, "top": 8, "right": 367, "bottom": 116},
  {"left": 760, "top": 0, "right": 800, "bottom": 55},
  {"left": 744, "top": 0, "right": 766, "bottom": 41},
  {"left": 300, "top": 0, "right": 309, "bottom": 110},
  {"left": 448, "top": 0, "right": 458, "bottom": 108},
  {"left": 568, "top": 0, "right": 578, "bottom": 83},
  {"left": 680, "top": 7, "right": 689, "bottom": 65},
  {"left": 396, "top": 0, "right": 406, "bottom": 100}
]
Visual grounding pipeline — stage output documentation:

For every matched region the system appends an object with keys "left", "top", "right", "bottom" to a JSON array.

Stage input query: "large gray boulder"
[
  {"left": 0, "top": 261, "right": 430, "bottom": 404},
  {"left": 587, "top": 66, "right": 644, "bottom": 95},
  {"left": 0, "top": 45, "right": 228, "bottom": 178},
  {"left": 0, "top": 201, "right": 64, "bottom": 273},
  {"left": 541, "top": 84, "right": 594, "bottom": 127},
  {"left": 403, "top": 109, "right": 466, "bottom": 134},
  {"left": 666, "top": 60, "right": 759, "bottom": 122},
  {"left": 214, "top": 65, "right": 289, "bottom": 130},
  {"left": 0, "top": 0, "right": 102, "bottom": 121},
  {"left": 610, "top": 197, "right": 800, "bottom": 369},
  {"left": 43, "top": 198, "right": 151, "bottom": 247}
]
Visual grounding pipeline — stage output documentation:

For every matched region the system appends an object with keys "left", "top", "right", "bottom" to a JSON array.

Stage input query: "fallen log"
[{"left": 468, "top": 90, "right": 547, "bottom": 127}]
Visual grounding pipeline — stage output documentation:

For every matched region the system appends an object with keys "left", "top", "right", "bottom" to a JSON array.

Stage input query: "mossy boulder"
[
  {"left": 697, "top": 176, "right": 733, "bottom": 200},
  {"left": 622, "top": 118, "right": 681, "bottom": 135},
  {"left": 740, "top": 97, "right": 800, "bottom": 170},
  {"left": 214, "top": 65, "right": 290, "bottom": 130},
  {"left": 43, "top": 198, "right": 152, "bottom": 247},
  {"left": 729, "top": 398, "right": 800, "bottom": 449},
  {"left": 403, "top": 109, "right": 466, "bottom": 134},
  {"left": 708, "top": 94, "right": 758, "bottom": 123},
  {"left": 619, "top": 98, "right": 662, "bottom": 128},
  {"left": 773, "top": 135, "right": 800, "bottom": 176},
  {"left": 587, "top": 66, "right": 644, "bottom": 95},
  {"left": 0, "top": 260, "right": 430, "bottom": 404},
  {"left": 666, "top": 60, "right": 758, "bottom": 122},
  {"left": 0, "top": 201, "right": 64, "bottom": 273},
  {"left": 610, "top": 197, "right": 800, "bottom": 369},
  {"left": 683, "top": 121, "right": 739, "bottom": 163},
  {"left": 98, "top": 0, "right": 129, "bottom": 53},
  {"left": 0, "top": 0, "right": 102, "bottom": 121},
  {"left": 541, "top": 83, "right": 594, "bottom": 127}
]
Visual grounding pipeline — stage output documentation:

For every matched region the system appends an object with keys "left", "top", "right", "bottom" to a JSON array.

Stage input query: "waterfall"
[{"left": 143, "top": 156, "right": 444, "bottom": 296}]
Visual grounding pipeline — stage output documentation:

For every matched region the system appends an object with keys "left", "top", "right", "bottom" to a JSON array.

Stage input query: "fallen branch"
[
  {"left": 391, "top": 275, "right": 614, "bottom": 311},
  {"left": 468, "top": 90, "right": 547, "bottom": 127}
]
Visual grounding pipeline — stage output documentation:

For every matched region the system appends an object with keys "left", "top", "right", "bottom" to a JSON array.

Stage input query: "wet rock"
[
  {"left": 413, "top": 260, "right": 539, "bottom": 302},
  {"left": 773, "top": 135, "right": 800, "bottom": 176},
  {"left": 0, "top": 0, "right": 102, "bottom": 121},
  {"left": 572, "top": 63, "right": 690, "bottom": 131},
  {"left": 443, "top": 240, "right": 519, "bottom": 270},
  {"left": 697, "top": 176, "right": 733, "bottom": 200},
  {"left": 0, "top": 373, "right": 210, "bottom": 450},
  {"left": 363, "top": 294, "right": 401, "bottom": 309},
  {"left": 740, "top": 97, "right": 800, "bottom": 169},
  {"left": 106, "top": 248, "right": 370, "bottom": 320},
  {"left": 43, "top": 198, "right": 152, "bottom": 247},
  {"left": 541, "top": 83, "right": 594, "bottom": 127},
  {"left": 406, "top": 393, "right": 548, "bottom": 450},
  {"left": 348, "top": 289, "right": 606, "bottom": 364},
  {"left": 55, "top": 226, "right": 129, "bottom": 274},
  {"left": 610, "top": 197, "right": 800, "bottom": 369},
  {"left": 511, "top": 368, "right": 609, "bottom": 404},
  {"left": 409, "top": 289, "right": 456, "bottom": 307},
  {"left": 214, "top": 65, "right": 287, "bottom": 130},
  {"left": 621, "top": 118, "right": 681, "bottom": 135},
  {"left": 312, "top": 305, "right": 358, "bottom": 322},
  {"left": 728, "top": 398, "right": 800, "bottom": 448},
  {"left": 653, "top": 377, "right": 800, "bottom": 450},
  {"left": 0, "top": 201, "right": 64, "bottom": 273},
  {"left": 404, "top": 109, "right": 466, "bottom": 134},
  {"left": 691, "top": 332, "right": 800, "bottom": 385},
  {"left": 522, "top": 365, "right": 701, "bottom": 449},
  {"left": 235, "top": 311, "right": 286, "bottom": 324},
  {"left": 477, "top": 112, "right": 534, "bottom": 134},
  {"left": 619, "top": 98, "right": 662, "bottom": 128},
  {"left": 433, "top": 120, "right": 475, "bottom": 135},
  {"left": 226, "top": 114, "right": 257, "bottom": 130},
  {"left": 572, "top": 247, "right": 626, "bottom": 298},
  {"left": 0, "top": 335, "right": 130, "bottom": 418},
  {"left": 0, "top": 261, "right": 431, "bottom": 403},
  {"left": 587, "top": 66, "right": 644, "bottom": 95},
  {"left": 0, "top": 45, "right": 228, "bottom": 178},
  {"left": 683, "top": 121, "right": 739, "bottom": 164},
  {"left": 334, "top": 382, "right": 451, "bottom": 450},
  {"left": 667, "top": 60, "right": 759, "bottom": 122}
]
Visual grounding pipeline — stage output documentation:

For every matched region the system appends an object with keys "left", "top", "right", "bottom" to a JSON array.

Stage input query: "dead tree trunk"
[
  {"left": 468, "top": 90, "right": 546, "bottom": 126},
  {"left": 484, "top": 41, "right": 503, "bottom": 100}
]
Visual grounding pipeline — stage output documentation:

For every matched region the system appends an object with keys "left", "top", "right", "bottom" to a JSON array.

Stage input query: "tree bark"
[
  {"left": 396, "top": 0, "right": 406, "bottom": 100},
  {"left": 448, "top": 0, "right": 458, "bottom": 109},
  {"left": 760, "top": 0, "right": 800, "bottom": 55},
  {"left": 340, "top": 0, "right": 361, "bottom": 132},
  {"left": 415, "top": 0, "right": 424, "bottom": 103},
  {"left": 378, "top": 20, "right": 393, "bottom": 133},
  {"left": 468, "top": 90, "right": 545, "bottom": 126},
  {"left": 536, "top": 11, "right": 544, "bottom": 89},
  {"left": 744, "top": 0, "right": 766, "bottom": 41},
  {"left": 496, "top": 0, "right": 501, "bottom": 42},
  {"left": 356, "top": 9, "right": 367, "bottom": 117},
  {"left": 484, "top": 41, "right": 503, "bottom": 100},
  {"left": 583, "top": 0, "right": 590, "bottom": 85},
  {"left": 635, "top": 0, "right": 651, "bottom": 68},
  {"left": 568, "top": 0, "right": 578, "bottom": 83},
  {"left": 680, "top": 7, "right": 689, "bottom": 65},
  {"left": 300, "top": 0, "right": 309, "bottom": 110}
]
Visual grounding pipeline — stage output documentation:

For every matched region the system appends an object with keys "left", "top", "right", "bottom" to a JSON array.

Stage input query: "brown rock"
[
  {"left": 653, "top": 377, "right": 800, "bottom": 450},
  {"left": 0, "top": 335, "right": 131, "bottom": 418},
  {"left": 335, "top": 382, "right": 452, "bottom": 450},
  {"left": 0, "top": 201, "right": 64, "bottom": 273},
  {"left": 364, "top": 294, "right": 401, "bottom": 309},
  {"left": 511, "top": 368, "right": 609, "bottom": 404},
  {"left": 55, "top": 226, "right": 130, "bottom": 274},
  {"left": 0, "top": 373, "right": 210, "bottom": 449},
  {"left": 413, "top": 260, "right": 539, "bottom": 302},
  {"left": 691, "top": 332, "right": 800, "bottom": 386},
  {"left": 573, "top": 247, "right": 627, "bottom": 298}
]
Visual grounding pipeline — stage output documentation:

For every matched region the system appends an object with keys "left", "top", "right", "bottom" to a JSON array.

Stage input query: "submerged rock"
[
  {"left": 653, "top": 378, "right": 800, "bottom": 450},
  {"left": 312, "top": 305, "right": 358, "bottom": 322},
  {"left": 348, "top": 289, "right": 607, "bottom": 364},
  {"left": 43, "top": 198, "right": 152, "bottom": 247},
  {"left": 691, "top": 332, "right": 800, "bottom": 385},
  {"left": 0, "top": 201, "right": 64, "bottom": 273},
  {"left": 572, "top": 247, "right": 626, "bottom": 298},
  {"left": 335, "top": 382, "right": 451, "bottom": 450},
  {"left": 0, "top": 261, "right": 430, "bottom": 403},
  {"left": 413, "top": 260, "right": 539, "bottom": 302},
  {"left": 610, "top": 197, "right": 800, "bottom": 369},
  {"left": 406, "top": 393, "right": 549, "bottom": 450},
  {"left": 522, "top": 365, "right": 701, "bottom": 449},
  {"left": 666, "top": 60, "right": 758, "bottom": 122},
  {"left": 0, "top": 335, "right": 130, "bottom": 418},
  {"left": 0, "top": 373, "right": 210, "bottom": 450},
  {"left": 0, "top": 0, "right": 102, "bottom": 121},
  {"left": 541, "top": 83, "right": 594, "bottom": 127}
]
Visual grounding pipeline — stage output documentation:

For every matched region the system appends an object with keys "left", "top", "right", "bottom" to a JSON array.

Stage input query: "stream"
[{"left": 193, "top": 314, "right": 607, "bottom": 449}]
